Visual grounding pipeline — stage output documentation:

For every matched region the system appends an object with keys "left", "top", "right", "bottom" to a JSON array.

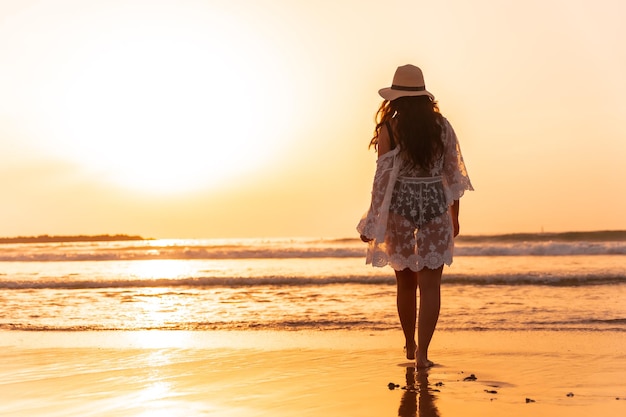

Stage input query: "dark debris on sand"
[{"left": 462, "top": 373, "right": 477, "bottom": 381}]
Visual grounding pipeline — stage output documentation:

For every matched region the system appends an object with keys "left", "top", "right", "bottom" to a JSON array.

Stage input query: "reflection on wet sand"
[{"left": 398, "top": 367, "right": 440, "bottom": 417}]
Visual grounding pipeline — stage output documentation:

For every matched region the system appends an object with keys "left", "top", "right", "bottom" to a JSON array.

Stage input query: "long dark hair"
[{"left": 370, "top": 96, "right": 443, "bottom": 169}]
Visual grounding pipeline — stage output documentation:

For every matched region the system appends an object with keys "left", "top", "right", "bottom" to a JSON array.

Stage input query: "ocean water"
[{"left": 0, "top": 231, "right": 625, "bottom": 332}]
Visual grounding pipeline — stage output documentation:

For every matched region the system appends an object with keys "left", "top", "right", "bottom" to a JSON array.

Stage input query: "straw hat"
[{"left": 378, "top": 64, "right": 434, "bottom": 101}]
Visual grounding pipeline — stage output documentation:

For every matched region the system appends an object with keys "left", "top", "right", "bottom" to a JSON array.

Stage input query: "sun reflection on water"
[
  {"left": 138, "top": 380, "right": 171, "bottom": 402},
  {"left": 124, "top": 261, "right": 194, "bottom": 330},
  {"left": 127, "top": 259, "right": 195, "bottom": 280},
  {"left": 131, "top": 350, "right": 188, "bottom": 417}
]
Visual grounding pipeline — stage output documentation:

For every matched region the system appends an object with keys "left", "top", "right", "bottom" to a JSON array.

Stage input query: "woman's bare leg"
[
  {"left": 395, "top": 268, "right": 418, "bottom": 359},
  {"left": 416, "top": 266, "right": 443, "bottom": 368}
]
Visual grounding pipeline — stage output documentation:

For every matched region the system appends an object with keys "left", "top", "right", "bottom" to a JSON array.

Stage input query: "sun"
[{"left": 33, "top": 5, "right": 294, "bottom": 195}]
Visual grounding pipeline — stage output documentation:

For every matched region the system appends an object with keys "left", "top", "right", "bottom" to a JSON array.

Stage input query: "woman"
[{"left": 357, "top": 64, "right": 473, "bottom": 368}]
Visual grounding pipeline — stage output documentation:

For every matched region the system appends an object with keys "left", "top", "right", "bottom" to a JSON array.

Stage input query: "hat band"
[{"left": 391, "top": 85, "right": 426, "bottom": 92}]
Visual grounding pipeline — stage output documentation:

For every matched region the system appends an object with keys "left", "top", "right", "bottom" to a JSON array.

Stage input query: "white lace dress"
[{"left": 357, "top": 117, "right": 473, "bottom": 271}]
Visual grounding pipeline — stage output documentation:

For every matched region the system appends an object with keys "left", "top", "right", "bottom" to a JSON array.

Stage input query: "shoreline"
[{"left": 1, "top": 330, "right": 625, "bottom": 416}]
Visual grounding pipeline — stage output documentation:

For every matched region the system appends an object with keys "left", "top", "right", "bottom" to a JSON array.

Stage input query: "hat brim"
[{"left": 378, "top": 87, "right": 434, "bottom": 101}]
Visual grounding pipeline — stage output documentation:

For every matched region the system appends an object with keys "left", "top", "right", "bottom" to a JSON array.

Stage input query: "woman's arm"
[
  {"left": 442, "top": 118, "right": 473, "bottom": 199},
  {"left": 358, "top": 125, "right": 394, "bottom": 243},
  {"left": 451, "top": 200, "right": 460, "bottom": 237}
]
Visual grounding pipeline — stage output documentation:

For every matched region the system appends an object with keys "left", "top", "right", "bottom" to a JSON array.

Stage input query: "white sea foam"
[
  {"left": 0, "top": 272, "right": 622, "bottom": 289},
  {"left": 456, "top": 241, "right": 626, "bottom": 256},
  {"left": 0, "top": 239, "right": 624, "bottom": 262}
]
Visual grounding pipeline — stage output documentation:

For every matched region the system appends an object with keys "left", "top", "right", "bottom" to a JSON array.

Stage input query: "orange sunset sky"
[{"left": 1, "top": 0, "right": 625, "bottom": 239}]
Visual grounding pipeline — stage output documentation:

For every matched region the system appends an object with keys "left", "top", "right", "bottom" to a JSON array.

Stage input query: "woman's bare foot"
[{"left": 416, "top": 354, "right": 434, "bottom": 368}]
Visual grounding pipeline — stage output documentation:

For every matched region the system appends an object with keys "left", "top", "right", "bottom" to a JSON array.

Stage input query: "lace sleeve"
[
  {"left": 442, "top": 118, "right": 473, "bottom": 203},
  {"left": 357, "top": 149, "right": 399, "bottom": 240}
]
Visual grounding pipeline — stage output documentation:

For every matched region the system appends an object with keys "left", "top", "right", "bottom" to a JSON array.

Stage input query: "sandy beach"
[{"left": 1, "top": 330, "right": 624, "bottom": 417}]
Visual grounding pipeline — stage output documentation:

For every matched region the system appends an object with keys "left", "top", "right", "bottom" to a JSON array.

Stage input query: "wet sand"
[{"left": 1, "top": 330, "right": 625, "bottom": 416}]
